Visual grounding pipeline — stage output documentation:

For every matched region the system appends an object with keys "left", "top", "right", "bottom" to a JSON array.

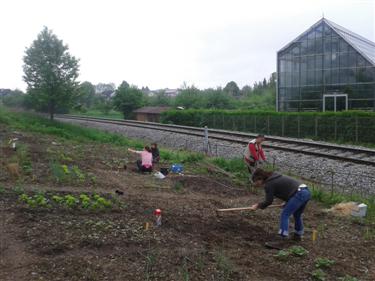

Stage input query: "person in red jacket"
[{"left": 243, "top": 134, "right": 266, "bottom": 179}]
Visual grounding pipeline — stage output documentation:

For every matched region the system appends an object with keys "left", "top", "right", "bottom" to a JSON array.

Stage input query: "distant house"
[{"left": 133, "top": 106, "right": 171, "bottom": 122}]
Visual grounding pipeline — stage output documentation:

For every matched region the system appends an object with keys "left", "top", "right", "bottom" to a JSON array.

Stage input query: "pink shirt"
[{"left": 137, "top": 151, "right": 153, "bottom": 167}]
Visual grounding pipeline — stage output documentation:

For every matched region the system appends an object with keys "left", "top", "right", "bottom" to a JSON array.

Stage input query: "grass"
[
  {"left": 0, "top": 106, "right": 203, "bottom": 165},
  {"left": 310, "top": 185, "right": 375, "bottom": 223},
  {"left": 2, "top": 106, "right": 375, "bottom": 223},
  {"left": 70, "top": 109, "right": 123, "bottom": 120}
]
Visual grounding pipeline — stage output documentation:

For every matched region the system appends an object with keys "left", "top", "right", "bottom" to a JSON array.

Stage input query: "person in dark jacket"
[
  {"left": 249, "top": 169, "right": 311, "bottom": 243},
  {"left": 151, "top": 143, "right": 160, "bottom": 163}
]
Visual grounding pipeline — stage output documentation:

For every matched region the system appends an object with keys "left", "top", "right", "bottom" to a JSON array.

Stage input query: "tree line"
[{"left": 0, "top": 27, "right": 276, "bottom": 120}]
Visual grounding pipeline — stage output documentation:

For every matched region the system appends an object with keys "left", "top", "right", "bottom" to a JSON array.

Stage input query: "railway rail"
[{"left": 58, "top": 114, "right": 375, "bottom": 167}]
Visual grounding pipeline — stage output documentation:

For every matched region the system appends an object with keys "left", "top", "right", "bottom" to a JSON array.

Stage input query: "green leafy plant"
[
  {"left": 34, "top": 194, "right": 49, "bottom": 207},
  {"left": 274, "top": 250, "right": 290, "bottom": 261},
  {"left": 315, "top": 257, "right": 335, "bottom": 269},
  {"left": 64, "top": 195, "right": 78, "bottom": 207},
  {"left": 311, "top": 269, "right": 326, "bottom": 281},
  {"left": 80, "top": 194, "right": 91, "bottom": 208},
  {"left": 18, "top": 194, "right": 37, "bottom": 208},
  {"left": 61, "top": 164, "right": 70, "bottom": 174},
  {"left": 288, "top": 246, "right": 308, "bottom": 257},
  {"left": 0, "top": 186, "right": 5, "bottom": 194},
  {"left": 52, "top": 195, "right": 64, "bottom": 204}
]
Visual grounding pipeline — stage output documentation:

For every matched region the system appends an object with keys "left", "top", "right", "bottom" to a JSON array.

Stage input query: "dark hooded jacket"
[{"left": 258, "top": 173, "right": 301, "bottom": 209}]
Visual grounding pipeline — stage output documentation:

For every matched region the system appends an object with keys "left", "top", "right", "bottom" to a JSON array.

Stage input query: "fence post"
[
  {"left": 203, "top": 126, "right": 209, "bottom": 154},
  {"left": 334, "top": 117, "right": 337, "bottom": 141},
  {"left": 355, "top": 116, "right": 358, "bottom": 143},
  {"left": 314, "top": 116, "right": 318, "bottom": 138},
  {"left": 297, "top": 116, "right": 300, "bottom": 138},
  {"left": 254, "top": 116, "right": 257, "bottom": 132}
]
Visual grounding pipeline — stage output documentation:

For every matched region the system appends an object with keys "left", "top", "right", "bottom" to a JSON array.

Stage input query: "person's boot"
[
  {"left": 292, "top": 233, "right": 302, "bottom": 242},
  {"left": 264, "top": 235, "right": 292, "bottom": 250}
]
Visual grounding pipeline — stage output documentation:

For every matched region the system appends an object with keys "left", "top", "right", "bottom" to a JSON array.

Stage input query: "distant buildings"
[
  {"left": 144, "top": 88, "right": 180, "bottom": 97},
  {"left": 277, "top": 18, "right": 375, "bottom": 112}
]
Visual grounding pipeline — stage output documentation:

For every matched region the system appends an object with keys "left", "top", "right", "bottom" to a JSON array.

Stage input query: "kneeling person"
[{"left": 128, "top": 146, "right": 153, "bottom": 172}]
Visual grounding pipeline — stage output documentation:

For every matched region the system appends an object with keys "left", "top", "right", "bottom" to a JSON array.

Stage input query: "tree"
[
  {"left": 148, "top": 90, "right": 172, "bottom": 106},
  {"left": 113, "top": 82, "right": 144, "bottom": 119},
  {"left": 77, "top": 81, "right": 95, "bottom": 109},
  {"left": 1, "top": 89, "right": 25, "bottom": 108},
  {"left": 23, "top": 27, "right": 80, "bottom": 119},
  {"left": 175, "top": 86, "right": 205, "bottom": 108},
  {"left": 205, "top": 88, "right": 234, "bottom": 109},
  {"left": 224, "top": 81, "right": 241, "bottom": 97}
]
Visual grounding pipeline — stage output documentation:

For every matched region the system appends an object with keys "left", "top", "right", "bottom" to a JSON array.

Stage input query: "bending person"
[
  {"left": 249, "top": 169, "right": 311, "bottom": 248},
  {"left": 243, "top": 134, "right": 266, "bottom": 179}
]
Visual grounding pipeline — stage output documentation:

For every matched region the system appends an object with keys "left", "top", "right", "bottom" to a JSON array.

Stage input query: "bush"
[{"left": 161, "top": 109, "right": 375, "bottom": 145}]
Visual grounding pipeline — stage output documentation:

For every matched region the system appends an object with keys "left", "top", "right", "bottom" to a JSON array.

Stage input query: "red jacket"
[{"left": 244, "top": 139, "right": 266, "bottom": 163}]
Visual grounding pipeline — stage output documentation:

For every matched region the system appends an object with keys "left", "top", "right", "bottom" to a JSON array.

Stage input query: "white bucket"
[{"left": 351, "top": 203, "right": 368, "bottom": 217}]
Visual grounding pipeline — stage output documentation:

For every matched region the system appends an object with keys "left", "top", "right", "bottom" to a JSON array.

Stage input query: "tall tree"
[
  {"left": 113, "top": 82, "right": 144, "bottom": 119},
  {"left": 23, "top": 27, "right": 80, "bottom": 119},
  {"left": 224, "top": 81, "right": 240, "bottom": 97}
]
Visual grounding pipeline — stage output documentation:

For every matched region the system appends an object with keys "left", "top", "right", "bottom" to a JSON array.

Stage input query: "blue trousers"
[{"left": 279, "top": 188, "right": 311, "bottom": 237}]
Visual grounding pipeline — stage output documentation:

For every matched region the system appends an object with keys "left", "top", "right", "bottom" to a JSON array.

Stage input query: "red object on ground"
[{"left": 154, "top": 209, "right": 161, "bottom": 215}]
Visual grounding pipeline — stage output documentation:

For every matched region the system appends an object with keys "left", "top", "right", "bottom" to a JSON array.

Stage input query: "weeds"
[
  {"left": 13, "top": 185, "right": 25, "bottom": 195},
  {"left": 214, "top": 250, "right": 234, "bottom": 281},
  {"left": 144, "top": 253, "right": 157, "bottom": 281},
  {"left": 179, "top": 257, "right": 190, "bottom": 281},
  {"left": 50, "top": 162, "right": 86, "bottom": 184},
  {"left": 173, "top": 181, "right": 184, "bottom": 193},
  {"left": 338, "top": 275, "right": 359, "bottom": 281}
]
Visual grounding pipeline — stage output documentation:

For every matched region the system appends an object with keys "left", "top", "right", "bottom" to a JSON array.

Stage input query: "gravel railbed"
[{"left": 58, "top": 118, "right": 375, "bottom": 197}]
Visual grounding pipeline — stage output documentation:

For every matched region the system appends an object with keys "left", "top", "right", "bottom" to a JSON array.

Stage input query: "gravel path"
[{"left": 58, "top": 118, "right": 375, "bottom": 197}]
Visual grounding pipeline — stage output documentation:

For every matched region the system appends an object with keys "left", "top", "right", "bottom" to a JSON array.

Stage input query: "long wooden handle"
[{"left": 216, "top": 204, "right": 284, "bottom": 212}]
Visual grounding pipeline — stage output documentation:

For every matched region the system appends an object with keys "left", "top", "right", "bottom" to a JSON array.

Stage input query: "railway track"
[{"left": 58, "top": 114, "right": 375, "bottom": 167}]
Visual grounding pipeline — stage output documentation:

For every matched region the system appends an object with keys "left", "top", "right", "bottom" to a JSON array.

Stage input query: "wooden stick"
[{"left": 216, "top": 204, "right": 284, "bottom": 213}]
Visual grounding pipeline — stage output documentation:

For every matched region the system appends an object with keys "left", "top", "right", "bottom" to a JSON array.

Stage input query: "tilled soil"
[{"left": 1, "top": 126, "right": 375, "bottom": 281}]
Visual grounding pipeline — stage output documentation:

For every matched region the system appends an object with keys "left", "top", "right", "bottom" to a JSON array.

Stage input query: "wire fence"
[
  {"left": 163, "top": 113, "right": 375, "bottom": 144},
  {"left": 175, "top": 135, "right": 375, "bottom": 198}
]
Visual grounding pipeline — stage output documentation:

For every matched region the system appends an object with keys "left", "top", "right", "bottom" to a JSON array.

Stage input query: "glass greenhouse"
[{"left": 277, "top": 18, "right": 375, "bottom": 112}]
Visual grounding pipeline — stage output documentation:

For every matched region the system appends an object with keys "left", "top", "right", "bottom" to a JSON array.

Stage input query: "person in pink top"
[{"left": 128, "top": 146, "right": 153, "bottom": 172}]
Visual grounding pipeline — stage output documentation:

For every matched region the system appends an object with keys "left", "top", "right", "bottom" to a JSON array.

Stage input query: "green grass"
[
  {"left": 310, "top": 185, "right": 375, "bottom": 223},
  {"left": 70, "top": 109, "right": 123, "bottom": 120},
  {"left": 0, "top": 106, "right": 204, "bottom": 165}
]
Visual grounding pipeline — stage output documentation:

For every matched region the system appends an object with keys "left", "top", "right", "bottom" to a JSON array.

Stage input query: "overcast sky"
[{"left": 0, "top": 0, "right": 374, "bottom": 91}]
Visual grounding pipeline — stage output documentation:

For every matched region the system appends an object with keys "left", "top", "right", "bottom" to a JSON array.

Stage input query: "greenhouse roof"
[{"left": 278, "top": 18, "right": 375, "bottom": 66}]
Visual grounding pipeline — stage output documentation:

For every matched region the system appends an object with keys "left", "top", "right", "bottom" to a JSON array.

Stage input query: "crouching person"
[
  {"left": 128, "top": 146, "right": 153, "bottom": 173},
  {"left": 249, "top": 169, "right": 311, "bottom": 248}
]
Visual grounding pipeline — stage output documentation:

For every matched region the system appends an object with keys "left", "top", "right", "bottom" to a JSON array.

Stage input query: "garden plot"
[{"left": 1, "top": 125, "right": 375, "bottom": 281}]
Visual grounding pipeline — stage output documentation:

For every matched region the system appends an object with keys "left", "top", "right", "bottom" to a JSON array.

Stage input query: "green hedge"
[{"left": 161, "top": 110, "right": 375, "bottom": 144}]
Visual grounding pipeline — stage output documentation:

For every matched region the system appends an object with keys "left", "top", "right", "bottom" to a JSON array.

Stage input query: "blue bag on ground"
[{"left": 170, "top": 164, "right": 183, "bottom": 173}]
